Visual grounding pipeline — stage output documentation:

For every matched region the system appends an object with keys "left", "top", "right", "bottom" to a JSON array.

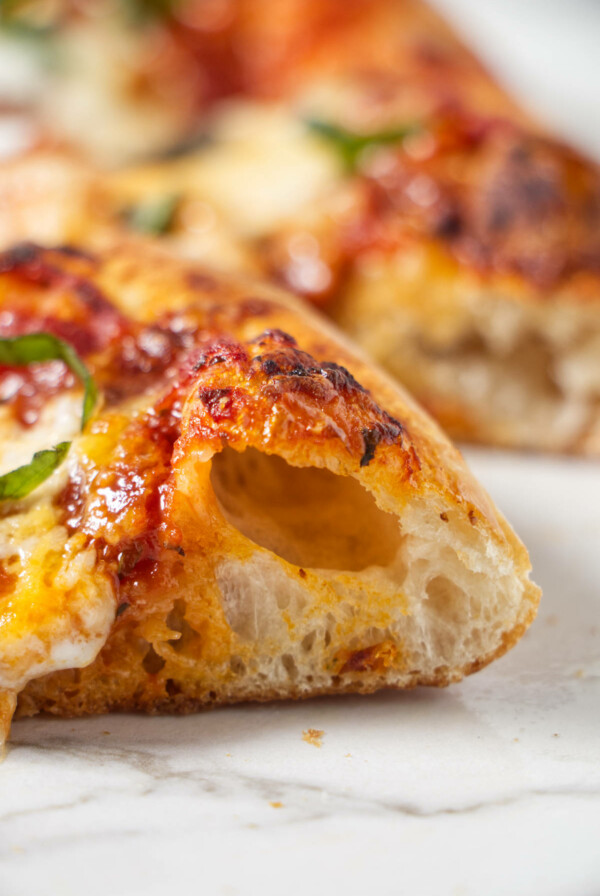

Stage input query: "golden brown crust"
[{"left": 0, "top": 240, "right": 500, "bottom": 521}]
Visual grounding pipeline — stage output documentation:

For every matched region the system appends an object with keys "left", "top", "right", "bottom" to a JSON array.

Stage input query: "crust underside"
[{"left": 17, "top": 586, "right": 537, "bottom": 720}]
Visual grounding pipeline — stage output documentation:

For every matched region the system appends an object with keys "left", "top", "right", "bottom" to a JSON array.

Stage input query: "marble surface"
[{"left": 1, "top": 3, "right": 600, "bottom": 895}]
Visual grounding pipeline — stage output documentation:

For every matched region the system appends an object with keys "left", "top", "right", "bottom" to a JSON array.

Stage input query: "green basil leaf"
[
  {"left": 0, "top": 333, "right": 98, "bottom": 502},
  {"left": 125, "top": 193, "right": 180, "bottom": 236},
  {"left": 0, "top": 441, "right": 70, "bottom": 501},
  {"left": 307, "top": 118, "right": 420, "bottom": 171},
  {"left": 0, "top": 332, "right": 97, "bottom": 428}
]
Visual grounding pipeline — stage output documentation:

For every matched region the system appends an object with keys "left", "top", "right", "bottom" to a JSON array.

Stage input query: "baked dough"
[{"left": 0, "top": 241, "right": 539, "bottom": 743}]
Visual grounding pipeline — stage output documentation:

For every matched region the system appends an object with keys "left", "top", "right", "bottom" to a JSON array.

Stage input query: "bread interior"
[
  {"left": 337, "top": 259, "right": 600, "bottom": 452},
  {"left": 204, "top": 446, "right": 532, "bottom": 688},
  {"left": 16, "top": 442, "right": 535, "bottom": 718},
  {"left": 210, "top": 447, "right": 401, "bottom": 570}
]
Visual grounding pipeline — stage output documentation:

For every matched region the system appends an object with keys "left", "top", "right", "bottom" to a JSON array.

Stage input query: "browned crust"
[{"left": 0, "top": 241, "right": 504, "bottom": 525}]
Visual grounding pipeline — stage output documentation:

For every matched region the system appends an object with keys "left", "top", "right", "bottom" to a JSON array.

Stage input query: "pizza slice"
[
  {"left": 3, "top": 1, "right": 598, "bottom": 453},
  {"left": 0, "top": 0, "right": 526, "bottom": 164},
  {"left": 0, "top": 241, "right": 539, "bottom": 745}
]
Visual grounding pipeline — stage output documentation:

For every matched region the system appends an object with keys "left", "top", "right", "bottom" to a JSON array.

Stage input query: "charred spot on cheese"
[
  {"left": 361, "top": 427, "right": 386, "bottom": 467},
  {"left": 0, "top": 241, "right": 42, "bottom": 272},
  {"left": 252, "top": 329, "right": 368, "bottom": 394}
]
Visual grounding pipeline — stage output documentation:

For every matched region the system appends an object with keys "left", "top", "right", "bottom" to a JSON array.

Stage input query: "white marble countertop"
[{"left": 1, "top": 3, "right": 600, "bottom": 895}]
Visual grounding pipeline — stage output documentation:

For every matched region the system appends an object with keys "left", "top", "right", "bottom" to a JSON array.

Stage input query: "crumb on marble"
[
  {"left": 102, "top": 731, "right": 110, "bottom": 735},
  {"left": 345, "top": 753, "right": 352, "bottom": 758},
  {"left": 513, "top": 738, "right": 519, "bottom": 743},
  {"left": 302, "top": 728, "right": 324, "bottom": 748},
  {"left": 575, "top": 669, "right": 585, "bottom": 678},
  {"left": 270, "top": 801, "right": 283, "bottom": 809},
  {"left": 553, "top": 733, "right": 559, "bottom": 737}
]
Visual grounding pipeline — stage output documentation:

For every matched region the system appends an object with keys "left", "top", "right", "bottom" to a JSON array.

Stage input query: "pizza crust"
[{"left": 0, "top": 242, "right": 538, "bottom": 734}]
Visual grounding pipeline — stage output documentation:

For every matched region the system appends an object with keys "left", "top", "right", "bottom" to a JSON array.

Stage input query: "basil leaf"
[
  {"left": 0, "top": 442, "right": 70, "bottom": 501},
  {"left": 125, "top": 194, "right": 180, "bottom": 236},
  {"left": 0, "top": 333, "right": 98, "bottom": 502},
  {"left": 0, "top": 332, "right": 97, "bottom": 428},
  {"left": 307, "top": 118, "right": 419, "bottom": 171}
]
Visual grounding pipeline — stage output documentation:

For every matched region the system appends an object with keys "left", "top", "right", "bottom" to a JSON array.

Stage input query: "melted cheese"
[
  {"left": 110, "top": 102, "right": 342, "bottom": 242},
  {"left": 0, "top": 396, "right": 116, "bottom": 697},
  {"left": 187, "top": 104, "right": 342, "bottom": 236},
  {"left": 0, "top": 392, "right": 81, "bottom": 477}
]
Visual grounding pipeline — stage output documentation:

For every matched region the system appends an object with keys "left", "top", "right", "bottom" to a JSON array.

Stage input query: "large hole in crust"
[{"left": 210, "top": 446, "right": 401, "bottom": 570}]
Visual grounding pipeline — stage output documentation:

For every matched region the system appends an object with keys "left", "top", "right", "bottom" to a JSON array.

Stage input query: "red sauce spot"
[
  {"left": 198, "top": 387, "right": 235, "bottom": 422},
  {"left": 54, "top": 465, "right": 86, "bottom": 533},
  {"left": 339, "top": 641, "right": 397, "bottom": 674},
  {"left": 0, "top": 562, "right": 16, "bottom": 597},
  {"left": 0, "top": 246, "right": 206, "bottom": 426},
  {"left": 0, "top": 363, "right": 75, "bottom": 427}
]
